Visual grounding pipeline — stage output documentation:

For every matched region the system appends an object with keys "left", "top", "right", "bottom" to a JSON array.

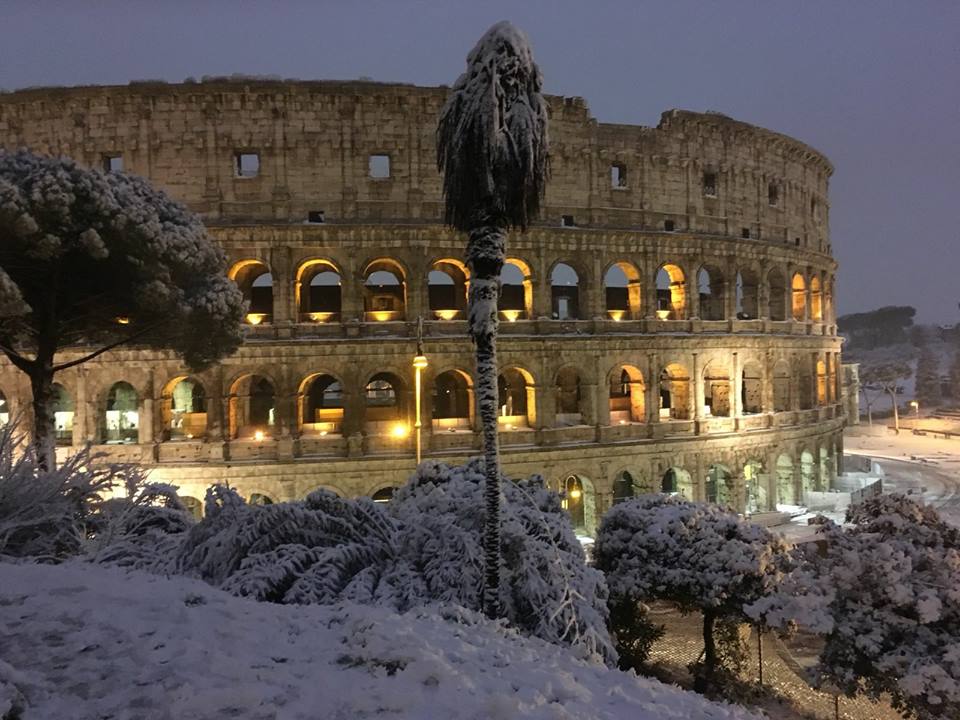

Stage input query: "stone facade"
[{"left": 0, "top": 79, "right": 843, "bottom": 533}]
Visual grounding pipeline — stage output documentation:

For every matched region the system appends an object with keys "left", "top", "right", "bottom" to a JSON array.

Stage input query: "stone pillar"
[
  {"left": 269, "top": 246, "right": 293, "bottom": 326},
  {"left": 724, "top": 261, "right": 737, "bottom": 321},
  {"left": 341, "top": 387, "right": 365, "bottom": 437},
  {"left": 643, "top": 261, "right": 657, "bottom": 320},
  {"left": 645, "top": 353, "right": 660, "bottom": 424},
  {"left": 790, "top": 356, "right": 802, "bottom": 412},
  {"left": 762, "top": 350, "right": 774, "bottom": 413},
  {"left": 532, "top": 271, "right": 550, "bottom": 319},
  {"left": 758, "top": 262, "right": 770, "bottom": 320},
  {"left": 691, "top": 352, "right": 701, "bottom": 422},
  {"left": 581, "top": 382, "right": 598, "bottom": 426},
  {"left": 340, "top": 260, "right": 363, "bottom": 322},
  {"left": 685, "top": 263, "right": 699, "bottom": 320},
  {"left": 535, "top": 384, "right": 554, "bottom": 430},
  {"left": 140, "top": 396, "right": 154, "bottom": 446},
  {"left": 731, "top": 351, "right": 742, "bottom": 417}
]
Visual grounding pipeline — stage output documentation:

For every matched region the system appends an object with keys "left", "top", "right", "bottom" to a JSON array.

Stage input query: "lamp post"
[
  {"left": 910, "top": 400, "right": 920, "bottom": 425},
  {"left": 413, "top": 316, "right": 428, "bottom": 464}
]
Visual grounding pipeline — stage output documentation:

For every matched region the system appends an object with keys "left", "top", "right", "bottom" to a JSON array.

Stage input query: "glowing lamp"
[
  {"left": 319, "top": 430, "right": 328, "bottom": 437},
  {"left": 115, "top": 316, "right": 131, "bottom": 325},
  {"left": 501, "top": 309, "right": 522, "bottom": 322},
  {"left": 434, "top": 309, "right": 459, "bottom": 321},
  {"left": 246, "top": 313, "right": 267, "bottom": 326},
  {"left": 607, "top": 310, "right": 625, "bottom": 322},
  {"left": 413, "top": 355, "right": 428, "bottom": 371},
  {"left": 308, "top": 311, "right": 335, "bottom": 323},
  {"left": 569, "top": 487, "right": 582, "bottom": 500},
  {"left": 619, "top": 419, "right": 627, "bottom": 425},
  {"left": 392, "top": 423, "right": 409, "bottom": 439},
  {"left": 910, "top": 401, "right": 919, "bottom": 409},
  {"left": 371, "top": 310, "right": 394, "bottom": 322},
  {"left": 656, "top": 309, "right": 670, "bottom": 320},
  {"left": 253, "top": 430, "right": 265, "bottom": 442}
]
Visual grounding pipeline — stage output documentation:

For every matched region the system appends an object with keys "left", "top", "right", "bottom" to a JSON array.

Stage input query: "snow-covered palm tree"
[{"left": 437, "top": 21, "right": 549, "bottom": 618}]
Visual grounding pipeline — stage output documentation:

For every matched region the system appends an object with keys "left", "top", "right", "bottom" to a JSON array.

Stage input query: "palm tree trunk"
[
  {"left": 695, "top": 607, "right": 718, "bottom": 693},
  {"left": 466, "top": 209, "right": 506, "bottom": 619}
]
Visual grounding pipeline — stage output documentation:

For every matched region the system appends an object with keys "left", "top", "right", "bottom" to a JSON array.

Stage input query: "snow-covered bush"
[
  {"left": 595, "top": 495, "right": 794, "bottom": 690},
  {"left": 760, "top": 495, "right": 960, "bottom": 719},
  {"left": 116, "top": 459, "right": 614, "bottom": 663},
  {"left": 0, "top": 423, "right": 141, "bottom": 560}
]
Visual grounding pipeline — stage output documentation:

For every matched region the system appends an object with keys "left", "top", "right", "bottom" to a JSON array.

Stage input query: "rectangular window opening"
[
  {"left": 768, "top": 183, "right": 779, "bottom": 206},
  {"left": 307, "top": 210, "right": 326, "bottom": 224},
  {"left": 103, "top": 154, "right": 123, "bottom": 173},
  {"left": 369, "top": 154, "right": 391, "bottom": 179},
  {"left": 561, "top": 215, "right": 576, "bottom": 227},
  {"left": 611, "top": 163, "right": 627, "bottom": 189},
  {"left": 235, "top": 152, "right": 260, "bottom": 178},
  {"left": 741, "top": 227, "right": 751, "bottom": 239},
  {"left": 703, "top": 172, "right": 717, "bottom": 197},
  {"left": 664, "top": 220, "right": 675, "bottom": 232}
]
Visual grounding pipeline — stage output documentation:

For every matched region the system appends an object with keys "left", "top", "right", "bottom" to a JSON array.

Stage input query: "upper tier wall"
[{"left": 0, "top": 79, "right": 833, "bottom": 254}]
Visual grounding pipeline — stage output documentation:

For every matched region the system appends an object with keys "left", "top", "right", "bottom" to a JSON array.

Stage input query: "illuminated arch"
[
  {"left": 363, "top": 258, "right": 407, "bottom": 322},
  {"left": 736, "top": 267, "right": 760, "bottom": 319},
  {"left": 660, "top": 363, "right": 691, "bottom": 420},
  {"left": 810, "top": 275, "right": 823, "bottom": 321},
  {"left": 603, "top": 261, "right": 641, "bottom": 320},
  {"left": 161, "top": 375, "right": 207, "bottom": 441},
  {"left": 228, "top": 373, "right": 276, "bottom": 440},
  {"left": 555, "top": 365, "right": 586, "bottom": 426},
  {"left": 498, "top": 366, "right": 536, "bottom": 429},
  {"left": 791, "top": 273, "right": 807, "bottom": 321},
  {"left": 428, "top": 259, "right": 469, "bottom": 320},
  {"left": 296, "top": 259, "right": 342, "bottom": 322},
  {"left": 767, "top": 268, "right": 787, "bottom": 321},
  {"left": 103, "top": 381, "right": 139, "bottom": 444},
  {"left": 229, "top": 259, "right": 273, "bottom": 325},
  {"left": 608, "top": 364, "right": 645, "bottom": 424},
  {"left": 550, "top": 262, "right": 580, "bottom": 320},
  {"left": 298, "top": 372, "right": 344, "bottom": 437},
  {"left": 432, "top": 368, "right": 473, "bottom": 431},
  {"left": 697, "top": 264, "right": 726, "bottom": 321},
  {"left": 656, "top": 263, "right": 686, "bottom": 320},
  {"left": 661, "top": 467, "right": 693, "bottom": 499},
  {"left": 702, "top": 360, "right": 732, "bottom": 417},
  {"left": 500, "top": 257, "right": 533, "bottom": 321}
]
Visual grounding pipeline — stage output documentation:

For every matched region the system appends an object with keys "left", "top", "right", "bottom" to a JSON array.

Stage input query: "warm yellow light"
[
  {"left": 619, "top": 419, "right": 627, "bottom": 425},
  {"left": 506, "top": 423, "right": 515, "bottom": 430},
  {"left": 246, "top": 313, "right": 267, "bottom": 326},
  {"left": 607, "top": 310, "right": 625, "bottom": 322},
  {"left": 308, "top": 311, "right": 335, "bottom": 323},
  {"left": 319, "top": 430, "right": 328, "bottom": 437},
  {"left": 371, "top": 311, "right": 393, "bottom": 322},
  {"left": 501, "top": 309, "right": 522, "bottom": 322},
  {"left": 569, "top": 488, "right": 582, "bottom": 500},
  {"left": 253, "top": 430, "right": 265, "bottom": 442},
  {"left": 392, "top": 423, "right": 409, "bottom": 438},
  {"left": 656, "top": 309, "right": 670, "bottom": 320},
  {"left": 434, "top": 309, "right": 459, "bottom": 321},
  {"left": 910, "top": 401, "right": 919, "bottom": 409},
  {"left": 413, "top": 355, "right": 428, "bottom": 370},
  {"left": 115, "top": 316, "right": 131, "bottom": 325}
]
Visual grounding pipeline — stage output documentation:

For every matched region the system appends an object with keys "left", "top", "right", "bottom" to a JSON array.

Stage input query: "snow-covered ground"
[{"left": 0, "top": 561, "right": 761, "bottom": 720}]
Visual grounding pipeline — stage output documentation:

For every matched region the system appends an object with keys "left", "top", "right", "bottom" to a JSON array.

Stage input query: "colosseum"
[{"left": 0, "top": 79, "right": 842, "bottom": 533}]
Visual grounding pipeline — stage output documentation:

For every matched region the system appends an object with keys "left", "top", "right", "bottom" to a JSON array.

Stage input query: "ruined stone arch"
[
  {"left": 498, "top": 365, "right": 537, "bottom": 429},
  {"left": 160, "top": 374, "right": 208, "bottom": 441},
  {"left": 427, "top": 257, "right": 470, "bottom": 320},
  {"left": 602, "top": 260, "right": 642, "bottom": 320},
  {"left": 697, "top": 262, "right": 727, "bottom": 321},
  {"left": 548, "top": 259, "right": 584, "bottom": 320},
  {"left": 298, "top": 371, "right": 346, "bottom": 437},
  {"left": 660, "top": 361, "right": 692, "bottom": 420},
  {"left": 561, "top": 472, "right": 597, "bottom": 536},
  {"left": 791, "top": 272, "right": 807, "bottom": 321},
  {"left": 361, "top": 257, "right": 409, "bottom": 321},
  {"left": 500, "top": 256, "right": 534, "bottom": 320},
  {"left": 295, "top": 257, "right": 343, "bottom": 321},
  {"left": 554, "top": 364, "right": 587, "bottom": 426},
  {"left": 736, "top": 264, "right": 761, "bottom": 319},
  {"left": 229, "top": 258, "right": 274, "bottom": 324},
  {"left": 767, "top": 267, "right": 787, "bottom": 321},
  {"left": 227, "top": 372, "right": 278, "bottom": 440},
  {"left": 431, "top": 367, "right": 474, "bottom": 430},
  {"left": 607, "top": 363, "right": 646, "bottom": 424},
  {"left": 655, "top": 262, "right": 687, "bottom": 319},
  {"left": 772, "top": 358, "right": 792, "bottom": 411},
  {"left": 701, "top": 358, "right": 732, "bottom": 417}
]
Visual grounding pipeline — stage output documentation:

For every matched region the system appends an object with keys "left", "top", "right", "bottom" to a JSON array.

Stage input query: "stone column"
[
  {"left": 580, "top": 382, "right": 598, "bottom": 426},
  {"left": 758, "top": 261, "right": 770, "bottom": 320},
  {"left": 691, "top": 352, "right": 701, "bottom": 422},
  {"left": 340, "top": 259, "right": 363, "bottom": 322},
  {"left": 731, "top": 351, "right": 742, "bottom": 417},
  {"left": 535, "top": 384, "right": 554, "bottom": 430},
  {"left": 685, "top": 263, "right": 699, "bottom": 320},
  {"left": 645, "top": 353, "right": 660, "bottom": 424},
  {"left": 269, "top": 246, "right": 293, "bottom": 326}
]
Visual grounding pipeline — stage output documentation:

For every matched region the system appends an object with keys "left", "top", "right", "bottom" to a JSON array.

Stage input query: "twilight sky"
[{"left": 2, "top": 1, "right": 957, "bottom": 323}]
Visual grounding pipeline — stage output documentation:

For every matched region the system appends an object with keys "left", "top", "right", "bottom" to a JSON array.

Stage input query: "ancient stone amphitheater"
[{"left": 0, "top": 79, "right": 842, "bottom": 533}]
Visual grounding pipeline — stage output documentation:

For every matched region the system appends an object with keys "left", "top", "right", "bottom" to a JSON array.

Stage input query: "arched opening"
[
  {"left": 0, "top": 392, "right": 9, "bottom": 426},
  {"left": 180, "top": 496, "right": 203, "bottom": 520},
  {"left": 776, "top": 454, "right": 796, "bottom": 506},
  {"left": 554, "top": 366, "right": 585, "bottom": 427},
  {"left": 365, "top": 372, "right": 405, "bottom": 436},
  {"left": 363, "top": 260, "right": 406, "bottom": 322},
  {"left": 228, "top": 374, "right": 275, "bottom": 440},
  {"left": 660, "top": 363, "right": 691, "bottom": 420},
  {"left": 250, "top": 493, "right": 274, "bottom": 506},
  {"left": 229, "top": 260, "right": 273, "bottom": 325},
  {"left": 660, "top": 467, "right": 693, "bottom": 498},
  {"left": 498, "top": 367, "right": 535, "bottom": 429},
  {"left": 816, "top": 359, "right": 828, "bottom": 406},
  {"left": 299, "top": 374, "right": 344, "bottom": 437},
  {"left": 372, "top": 487, "right": 396, "bottom": 503},
  {"left": 608, "top": 365, "right": 645, "bottom": 424},
  {"left": 656, "top": 264, "right": 687, "bottom": 320},
  {"left": 773, "top": 360, "right": 791, "bottom": 412},
  {"left": 613, "top": 470, "right": 637, "bottom": 504},
  {"left": 741, "top": 361, "right": 763, "bottom": 414},
  {"left": 743, "top": 460, "right": 767, "bottom": 513},
  {"left": 104, "top": 381, "right": 139, "bottom": 444},
  {"left": 562, "top": 474, "right": 596, "bottom": 535},
  {"left": 604, "top": 262, "right": 640, "bottom": 320},
  {"left": 825, "top": 278, "right": 834, "bottom": 323},
  {"left": 428, "top": 259, "right": 469, "bottom": 320},
  {"left": 432, "top": 369, "right": 473, "bottom": 432},
  {"left": 705, "top": 464, "right": 733, "bottom": 506},
  {"left": 767, "top": 269, "right": 786, "bottom": 321},
  {"left": 801, "top": 450, "right": 816, "bottom": 495},
  {"left": 799, "top": 358, "right": 814, "bottom": 410},
  {"left": 296, "top": 260, "right": 341, "bottom": 322},
  {"left": 550, "top": 262, "right": 580, "bottom": 320},
  {"left": 702, "top": 361, "right": 732, "bottom": 417},
  {"left": 697, "top": 265, "right": 726, "bottom": 321},
  {"left": 736, "top": 268, "right": 760, "bottom": 320},
  {"left": 810, "top": 276, "right": 823, "bottom": 321},
  {"left": 500, "top": 258, "right": 532, "bottom": 321},
  {"left": 791, "top": 273, "right": 807, "bottom": 321},
  {"left": 162, "top": 376, "right": 207, "bottom": 441},
  {"left": 52, "top": 384, "right": 74, "bottom": 446}
]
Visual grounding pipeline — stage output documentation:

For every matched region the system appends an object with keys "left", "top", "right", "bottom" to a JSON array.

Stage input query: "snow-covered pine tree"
[
  {"left": 914, "top": 346, "right": 941, "bottom": 407},
  {"left": 437, "top": 22, "right": 549, "bottom": 619},
  {"left": 0, "top": 150, "right": 245, "bottom": 467},
  {"left": 594, "top": 495, "right": 794, "bottom": 691},
  {"left": 768, "top": 495, "right": 960, "bottom": 720}
]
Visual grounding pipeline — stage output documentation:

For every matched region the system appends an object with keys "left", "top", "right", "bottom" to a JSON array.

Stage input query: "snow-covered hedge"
[{"left": 106, "top": 459, "right": 615, "bottom": 664}]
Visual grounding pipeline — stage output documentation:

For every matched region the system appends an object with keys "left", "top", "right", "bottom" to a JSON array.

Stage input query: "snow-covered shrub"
[
  {"left": 86, "top": 482, "right": 195, "bottom": 569},
  {"left": 761, "top": 494, "right": 960, "bottom": 719},
  {"left": 0, "top": 423, "right": 140, "bottom": 560},
  {"left": 125, "top": 460, "right": 614, "bottom": 663},
  {"left": 595, "top": 495, "right": 794, "bottom": 690}
]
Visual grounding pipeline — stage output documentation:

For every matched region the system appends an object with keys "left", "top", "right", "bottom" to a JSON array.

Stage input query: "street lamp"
[
  {"left": 413, "top": 316, "right": 428, "bottom": 464},
  {"left": 910, "top": 400, "right": 920, "bottom": 423}
]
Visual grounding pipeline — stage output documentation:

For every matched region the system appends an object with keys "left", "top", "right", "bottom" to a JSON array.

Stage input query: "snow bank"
[{"left": 0, "top": 561, "right": 760, "bottom": 720}]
